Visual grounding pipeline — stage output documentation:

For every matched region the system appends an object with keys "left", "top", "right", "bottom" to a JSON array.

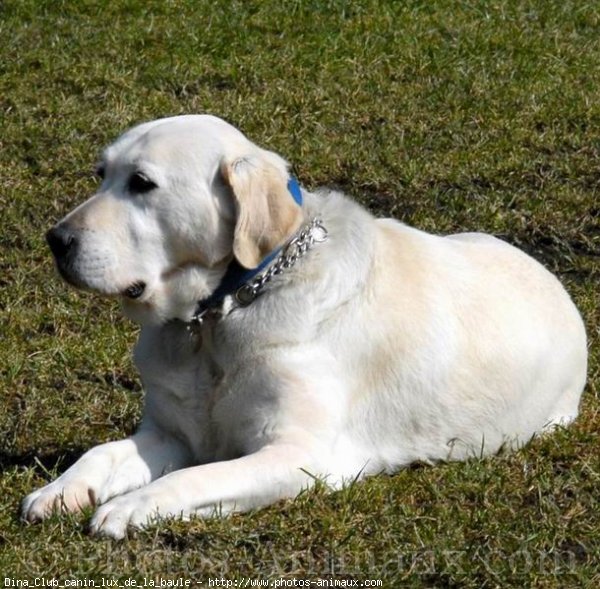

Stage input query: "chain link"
[{"left": 234, "top": 217, "right": 328, "bottom": 306}]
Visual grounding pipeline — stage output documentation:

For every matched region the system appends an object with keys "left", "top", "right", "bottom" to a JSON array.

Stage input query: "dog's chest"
[{"left": 134, "top": 322, "right": 279, "bottom": 459}]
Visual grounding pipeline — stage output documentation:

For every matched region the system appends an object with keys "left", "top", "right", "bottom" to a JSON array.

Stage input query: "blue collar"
[
  {"left": 191, "top": 177, "right": 302, "bottom": 323},
  {"left": 287, "top": 176, "right": 302, "bottom": 206}
]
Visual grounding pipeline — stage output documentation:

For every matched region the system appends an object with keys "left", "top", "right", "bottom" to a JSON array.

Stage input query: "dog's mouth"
[{"left": 122, "top": 281, "right": 146, "bottom": 300}]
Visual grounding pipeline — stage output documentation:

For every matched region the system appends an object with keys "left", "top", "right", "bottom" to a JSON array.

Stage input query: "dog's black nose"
[{"left": 46, "top": 224, "right": 77, "bottom": 259}]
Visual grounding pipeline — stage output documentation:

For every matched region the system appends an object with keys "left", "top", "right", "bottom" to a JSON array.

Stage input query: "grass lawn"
[{"left": 1, "top": 0, "right": 599, "bottom": 586}]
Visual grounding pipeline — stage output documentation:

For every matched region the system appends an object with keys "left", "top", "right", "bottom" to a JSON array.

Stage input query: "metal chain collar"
[{"left": 234, "top": 217, "right": 328, "bottom": 306}]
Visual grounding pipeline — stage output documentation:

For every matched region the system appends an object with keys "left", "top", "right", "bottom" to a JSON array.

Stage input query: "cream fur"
[{"left": 22, "top": 115, "right": 587, "bottom": 539}]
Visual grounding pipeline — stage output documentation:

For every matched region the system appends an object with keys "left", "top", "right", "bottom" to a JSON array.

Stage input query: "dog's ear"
[{"left": 221, "top": 151, "right": 303, "bottom": 269}]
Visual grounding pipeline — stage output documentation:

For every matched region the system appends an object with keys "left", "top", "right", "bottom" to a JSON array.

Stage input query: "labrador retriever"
[{"left": 22, "top": 115, "right": 587, "bottom": 539}]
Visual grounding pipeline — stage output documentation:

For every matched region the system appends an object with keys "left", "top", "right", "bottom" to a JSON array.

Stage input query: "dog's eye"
[{"left": 128, "top": 172, "right": 157, "bottom": 194}]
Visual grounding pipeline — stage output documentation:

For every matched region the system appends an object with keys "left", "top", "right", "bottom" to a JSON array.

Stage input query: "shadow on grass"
[{"left": 0, "top": 447, "right": 87, "bottom": 475}]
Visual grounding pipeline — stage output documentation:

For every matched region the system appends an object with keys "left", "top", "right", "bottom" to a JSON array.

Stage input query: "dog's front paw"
[
  {"left": 22, "top": 479, "right": 98, "bottom": 522},
  {"left": 21, "top": 445, "right": 118, "bottom": 523},
  {"left": 88, "top": 493, "right": 162, "bottom": 539},
  {"left": 88, "top": 496, "right": 145, "bottom": 539},
  {"left": 89, "top": 479, "right": 187, "bottom": 539}
]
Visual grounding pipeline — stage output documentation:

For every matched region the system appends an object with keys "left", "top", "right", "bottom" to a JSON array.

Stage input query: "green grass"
[{"left": 1, "top": 0, "right": 599, "bottom": 586}]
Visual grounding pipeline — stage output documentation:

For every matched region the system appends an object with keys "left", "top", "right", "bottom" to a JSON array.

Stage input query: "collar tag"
[{"left": 235, "top": 283, "right": 258, "bottom": 307}]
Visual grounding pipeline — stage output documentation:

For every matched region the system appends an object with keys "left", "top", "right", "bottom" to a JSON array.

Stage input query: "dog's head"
[{"left": 46, "top": 115, "right": 303, "bottom": 324}]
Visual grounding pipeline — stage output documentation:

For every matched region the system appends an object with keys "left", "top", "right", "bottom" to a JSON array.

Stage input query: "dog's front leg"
[
  {"left": 89, "top": 442, "right": 318, "bottom": 539},
  {"left": 21, "top": 426, "right": 190, "bottom": 522}
]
